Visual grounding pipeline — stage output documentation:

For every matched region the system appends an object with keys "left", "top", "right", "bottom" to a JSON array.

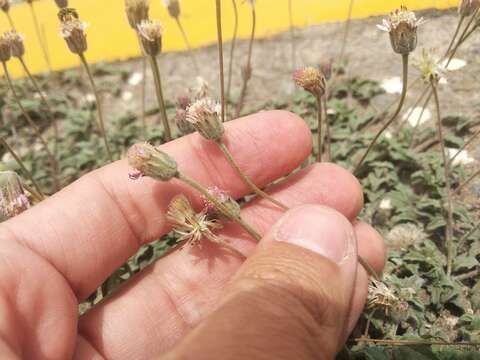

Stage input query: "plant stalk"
[
  {"left": 323, "top": 97, "right": 331, "bottom": 161},
  {"left": 215, "top": 0, "right": 226, "bottom": 123},
  {"left": 445, "top": 15, "right": 465, "bottom": 56},
  {"left": 288, "top": 0, "right": 295, "bottom": 70},
  {"left": 175, "top": 17, "right": 200, "bottom": 74},
  {"left": 28, "top": 3, "right": 52, "bottom": 72},
  {"left": 78, "top": 53, "right": 113, "bottom": 160},
  {"left": 6, "top": 12, "right": 15, "bottom": 30},
  {"left": 316, "top": 95, "right": 324, "bottom": 162},
  {"left": 216, "top": 140, "right": 288, "bottom": 210},
  {"left": 339, "top": 0, "right": 354, "bottom": 64},
  {"left": 226, "top": 0, "right": 239, "bottom": 102},
  {"left": 449, "top": 128, "right": 480, "bottom": 166},
  {"left": 408, "top": 92, "right": 432, "bottom": 148},
  {"left": 431, "top": 80, "right": 454, "bottom": 277},
  {"left": 354, "top": 54, "right": 409, "bottom": 174},
  {"left": 455, "top": 168, "right": 480, "bottom": 194}
]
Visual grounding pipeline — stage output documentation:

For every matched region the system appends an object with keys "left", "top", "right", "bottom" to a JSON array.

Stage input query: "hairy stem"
[
  {"left": 147, "top": 54, "right": 172, "bottom": 142},
  {"left": 446, "top": 15, "right": 465, "bottom": 56},
  {"left": 408, "top": 92, "right": 432, "bottom": 148},
  {"left": 449, "top": 129, "right": 480, "bottom": 166},
  {"left": 455, "top": 168, "right": 480, "bottom": 195},
  {"left": 141, "top": 56, "right": 147, "bottom": 139},
  {"left": 217, "top": 141, "right": 288, "bottom": 210},
  {"left": 288, "top": 0, "right": 296, "bottom": 70},
  {"left": 398, "top": 84, "right": 429, "bottom": 132},
  {"left": 226, "top": 0, "right": 239, "bottom": 102},
  {"left": 79, "top": 53, "right": 113, "bottom": 159},
  {"left": 177, "top": 172, "right": 261, "bottom": 241},
  {"left": 28, "top": 3, "right": 52, "bottom": 72},
  {"left": 431, "top": 80, "right": 454, "bottom": 277},
  {"left": 354, "top": 338, "right": 480, "bottom": 347},
  {"left": 175, "top": 17, "right": 200, "bottom": 74},
  {"left": 2, "top": 61, "right": 59, "bottom": 191},
  {"left": 6, "top": 12, "right": 15, "bottom": 30},
  {"left": 235, "top": 4, "right": 256, "bottom": 118},
  {"left": 0, "top": 136, "right": 44, "bottom": 199},
  {"left": 323, "top": 97, "right": 331, "bottom": 161},
  {"left": 354, "top": 54, "right": 409, "bottom": 174},
  {"left": 215, "top": 0, "right": 226, "bottom": 123}
]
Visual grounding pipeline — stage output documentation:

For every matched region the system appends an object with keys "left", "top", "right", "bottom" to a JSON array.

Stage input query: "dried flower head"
[
  {"left": 203, "top": 186, "right": 241, "bottom": 219},
  {"left": 386, "top": 223, "right": 426, "bottom": 251},
  {"left": 293, "top": 67, "right": 327, "bottom": 98},
  {"left": 186, "top": 98, "right": 224, "bottom": 141},
  {"left": 163, "top": 0, "right": 180, "bottom": 18},
  {"left": 0, "top": 0, "right": 9, "bottom": 13},
  {"left": 175, "top": 108, "right": 194, "bottom": 135},
  {"left": 191, "top": 76, "right": 210, "bottom": 100},
  {"left": 459, "top": 0, "right": 480, "bottom": 17},
  {"left": 0, "top": 171, "right": 30, "bottom": 219},
  {"left": 0, "top": 35, "right": 11, "bottom": 62},
  {"left": 137, "top": 19, "right": 163, "bottom": 56},
  {"left": 127, "top": 142, "right": 178, "bottom": 181},
  {"left": 57, "top": 7, "right": 78, "bottom": 22},
  {"left": 3, "top": 31, "right": 25, "bottom": 58},
  {"left": 60, "top": 19, "right": 88, "bottom": 54},
  {"left": 367, "top": 278, "right": 398, "bottom": 313},
  {"left": 167, "top": 194, "right": 223, "bottom": 247},
  {"left": 125, "top": 0, "right": 149, "bottom": 29},
  {"left": 413, "top": 48, "right": 445, "bottom": 82},
  {"left": 377, "top": 6, "right": 424, "bottom": 55},
  {"left": 54, "top": 0, "right": 68, "bottom": 8}
]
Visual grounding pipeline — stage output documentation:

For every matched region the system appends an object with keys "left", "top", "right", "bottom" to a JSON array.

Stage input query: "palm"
[{"left": 0, "top": 112, "right": 384, "bottom": 359}]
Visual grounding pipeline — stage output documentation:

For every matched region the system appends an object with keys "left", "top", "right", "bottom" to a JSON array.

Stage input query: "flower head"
[
  {"left": 203, "top": 186, "right": 241, "bottom": 219},
  {"left": 167, "top": 194, "right": 223, "bottom": 247},
  {"left": 127, "top": 142, "right": 178, "bottom": 181},
  {"left": 57, "top": 7, "right": 79, "bottom": 22},
  {"left": 137, "top": 19, "right": 163, "bottom": 56},
  {"left": 0, "top": 35, "right": 11, "bottom": 62},
  {"left": 54, "top": 0, "right": 68, "bottom": 8},
  {"left": 377, "top": 6, "right": 424, "bottom": 54},
  {"left": 0, "top": 0, "right": 9, "bottom": 13},
  {"left": 293, "top": 67, "right": 327, "bottom": 97},
  {"left": 175, "top": 108, "right": 194, "bottom": 135},
  {"left": 60, "top": 19, "right": 88, "bottom": 54},
  {"left": 163, "top": 0, "right": 181, "bottom": 18},
  {"left": 3, "top": 31, "right": 25, "bottom": 58},
  {"left": 367, "top": 278, "right": 398, "bottom": 312},
  {"left": 459, "top": 0, "right": 480, "bottom": 17},
  {"left": 413, "top": 48, "right": 445, "bottom": 82},
  {"left": 0, "top": 171, "right": 30, "bottom": 219},
  {"left": 186, "top": 98, "right": 224, "bottom": 140},
  {"left": 125, "top": 0, "right": 149, "bottom": 29}
]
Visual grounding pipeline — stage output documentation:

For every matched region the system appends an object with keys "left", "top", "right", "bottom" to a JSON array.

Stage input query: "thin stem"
[
  {"left": 316, "top": 96, "right": 323, "bottom": 162},
  {"left": 358, "top": 256, "right": 380, "bottom": 281},
  {"left": 449, "top": 127, "right": 480, "bottom": 166},
  {"left": 235, "top": 4, "right": 256, "bottom": 118},
  {"left": 28, "top": 3, "right": 52, "bottom": 72},
  {"left": 446, "top": 9, "right": 479, "bottom": 67},
  {"left": 455, "top": 268, "right": 479, "bottom": 281},
  {"left": 140, "top": 56, "right": 147, "bottom": 139},
  {"left": 455, "top": 168, "right": 480, "bottom": 194},
  {"left": 431, "top": 80, "right": 454, "bottom": 277},
  {"left": 226, "top": 0, "right": 239, "bottom": 102},
  {"left": 288, "top": 0, "right": 296, "bottom": 70},
  {"left": 175, "top": 17, "right": 200, "bottom": 74},
  {"left": 323, "top": 97, "right": 331, "bottom": 161},
  {"left": 354, "top": 54, "right": 409, "bottom": 174},
  {"left": 2, "top": 61, "right": 59, "bottom": 191},
  {"left": 21, "top": 181, "right": 44, "bottom": 203},
  {"left": 408, "top": 92, "right": 432, "bottom": 148},
  {"left": 6, "top": 12, "right": 15, "bottom": 31},
  {"left": 217, "top": 141, "right": 288, "bottom": 210},
  {"left": 177, "top": 172, "right": 261, "bottom": 241},
  {"left": 353, "top": 338, "right": 480, "bottom": 347},
  {"left": 0, "top": 136, "right": 44, "bottom": 199},
  {"left": 148, "top": 54, "right": 172, "bottom": 142},
  {"left": 398, "top": 84, "right": 429, "bottom": 132},
  {"left": 18, "top": 57, "right": 59, "bottom": 150},
  {"left": 445, "top": 15, "right": 465, "bottom": 56},
  {"left": 78, "top": 53, "right": 113, "bottom": 159},
  {"left": 339, "top": 0, "right": 354, "bottom": 64},
  {"left": 457, "top": 223, "right": 480, "bottom": 257},
  {"left": 215, "top": 0, "right": 226, "bottom": 123}
]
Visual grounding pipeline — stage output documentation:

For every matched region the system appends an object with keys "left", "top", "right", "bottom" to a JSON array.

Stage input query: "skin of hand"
[{"left": 0, "top": 111, "right": 384, "bottom": 360}]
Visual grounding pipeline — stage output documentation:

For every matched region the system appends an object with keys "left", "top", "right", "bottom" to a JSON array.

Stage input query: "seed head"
[
  {"left": 459, "top": 0, "right": 480, "bottom": 17},
  {"left": 0, "top": 0, "right": 9, "bottom": 13},
  {"left": 0, "top": 171, "right": 30, "bottom": 219},
  {"left": 54, "top": 0, "right": 68, "bottom": 8},
  {"left": 377, "top": 6, "right": 424, "bottom": 55},
  {"left": 367, "top": 278, "right": 398, "bottom": 312},
  {"left": 60, "top": 19, "right": 88, "bottom": 54},
  {"left": 413, "top": 48, "right": 445, "bottom": 82},
  {"left": 3, "top": 31, "right": 25, "bottom": 58},
  {"left": 186, "top": 98, "right": 224, "bottom": 141},
  {"left": 127, "top": 142, "right": 178, "bottom": 181},
  {"left": 137, "top": 19, "right": 163, "bottom": 56},
  {"left": 0, "top": 35, "right": 11, "bottom": 62},
  {"left": 203, "top": 186, "right": 241, "bottom": 219},
  {"left": 167, "top": 194, "right": 223, "bottom": 247},
  {"left": 293, "top": 67, "right": 327, "bottom": 98},
  {"left": 125, "top": 0, "right": 149, "bottom": 30},
  {"left": 163, "top": 0, "right": 181, "bottom": 18}
]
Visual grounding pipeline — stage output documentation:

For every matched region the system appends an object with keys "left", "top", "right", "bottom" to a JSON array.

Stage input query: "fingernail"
[{"left": 272, "top": 205, "right": 355, "bottom": 264}]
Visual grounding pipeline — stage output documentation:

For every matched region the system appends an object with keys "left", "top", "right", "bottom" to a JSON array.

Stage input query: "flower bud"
[
  {"left": 0, "top": 35, "right": 11, "bottom": 62},
  {"left": 459, "top": 0, "right": 480, "bottom": 17},
  {"left": 0, "top": 171, "right": 30, "bottom": 219},
  {"left": 186, "top": 98, "right": 224, "bottom": 141},
  {"left": 125, "top": 0, "right": 149, "bottom": 30},
  {"left": 203, "top": 186, "right": 241, "bottom": 219},
  {"left": 60, "top": 19, "right": 88, "bottom": 54},
  {"left": 137, "top": 19, "right": 163, "bottom": 56},
  {"left": 175, "top": 108, "right": 194, "bottom": 135},
  {"left": 164, "top": 0, "right": 180, "bottom": 18},
  {"left": 413, "top": 48, "right": 445, "bottom": 82},
  {"left": 377, "top": 6, "right": 424, "bottom": 55},
  {"left": 127, "top": 143, "right": 178, "bottom": 181},
  {"left": 54, "top": 0, "right": 68, "bottom": 8},
  {"left": 293, "top": 67, "right": 327, "bottom": 98},
  {"left": 3, "top": 31, "right": 25, "bottom": 58}
]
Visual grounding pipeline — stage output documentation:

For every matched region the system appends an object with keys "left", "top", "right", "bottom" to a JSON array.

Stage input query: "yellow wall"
[{"left": 0, "top": 0, "right": 457, "bottom": 77}]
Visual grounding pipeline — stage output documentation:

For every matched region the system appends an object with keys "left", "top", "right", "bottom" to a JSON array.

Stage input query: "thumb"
[{"left": 162, "top": 205, "right": 359, "bottom": 360}]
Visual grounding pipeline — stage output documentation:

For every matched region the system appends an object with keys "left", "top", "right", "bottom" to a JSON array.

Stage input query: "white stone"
[
  {"left": 447, "top": 148, "right": 475, "bottom": 166},
  {"left": 381, "top": 77, "right": 403, "bottom": 94},
  {"left": 403, "top": 107, "right": 432, "bottom": 127},
  {"left": 441, "top": 58, "right": 467, "bottom": 71},
  {"left": 122, "top": 91, "right": 133, "bottom": 101},
  {"left": 128, "top": 72, "right": 143, "bottom": 86},
  {"left": 379, "top": 198, "right": 393, "bottom": 210}
]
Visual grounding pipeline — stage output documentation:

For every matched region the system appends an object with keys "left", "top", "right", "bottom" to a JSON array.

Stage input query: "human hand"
[{"left": 0, "top": 111, "right": 384, "bottom": 359}]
